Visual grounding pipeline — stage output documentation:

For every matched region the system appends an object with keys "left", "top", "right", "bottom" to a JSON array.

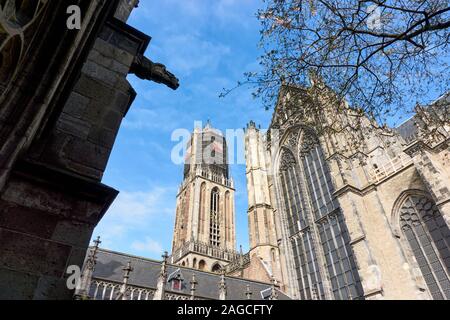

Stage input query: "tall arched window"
[
  {"left": 210, "top": 187, "right": 220, "bottom": 247},
  {"left": 279, "top": 149, "right": 325, "bottom": 300},
  {"left": 199, "top": 183, "right": 206, "bottom": 236},
  {"left": 225, "top": 191, "right": 231, "bottom": 243},
  {"left": 278, "top": 130, "right": 364, "bottom": 300},
  {"left": 399, "top": 194, "right": 450, "bottom": 299},
  {"left": 300, "top": 134, "right": 363, "bottom": 300}
]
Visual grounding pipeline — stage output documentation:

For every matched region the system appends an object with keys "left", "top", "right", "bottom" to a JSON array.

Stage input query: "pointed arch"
[
  {"left": 393, "top": 190, "right": 450, "bottom": 299},
  {"left": 211, "top": 263, "right": 222, "bottom": 273},
  {"left": 199, "top": 182, "right": 207, "bottom": 238},
  {"left": 210, "top": 187, "right": 220, "bottom": 247},
  {"left": 225, "top": 191, "right": 231, "bottom": 245},
  {"left": 275, "top": 128, "right": 363, "bottom": 300}
]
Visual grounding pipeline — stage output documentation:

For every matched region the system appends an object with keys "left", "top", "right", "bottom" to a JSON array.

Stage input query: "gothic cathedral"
[
  {"left": 168, "top": 81, "right": 450, "bottom": 300},
  {"left": 79, "top": 81, "right": 449, "bottom": 300}
]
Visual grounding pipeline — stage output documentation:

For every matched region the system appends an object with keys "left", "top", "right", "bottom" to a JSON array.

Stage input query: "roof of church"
[
  {"left": 91, "top": 248, "right": 291, "bottom": 300},
  {"left": 395, "top": 91, "right": 449, "bottom": 144},
  {"left": 395, "top": 116, "right": 418, "bottom": 144}
]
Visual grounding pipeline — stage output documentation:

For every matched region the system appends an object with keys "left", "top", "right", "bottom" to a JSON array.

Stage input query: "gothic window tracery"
[
  {"left": 399, "top": 194, "right": 450, "bottom": 299},
  {"left": 225, "top": 191, "right": 231, "bottom": 243},
  {"left": 199, "top": 183, "right": 206, "bottom": 236},
  {"left": 0, "top": 0, "right": 48, "bottom": 94},
  {"left": 278, "top": 129, "right": 364, "bottom": 300},
  {"left": 210, "top": 187, "right": 220, "bottom": 247},
  {"left": 279, "top": 148, "right": 324, "bottom": 299}
]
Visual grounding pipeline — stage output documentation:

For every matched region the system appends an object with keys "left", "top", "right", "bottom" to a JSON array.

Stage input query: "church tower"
[
  {"left": 171, "top": 122, "right": 237, "bottom": 273},
  {"left": 244, "top": 121, "right": 286, "bottom": 287}
]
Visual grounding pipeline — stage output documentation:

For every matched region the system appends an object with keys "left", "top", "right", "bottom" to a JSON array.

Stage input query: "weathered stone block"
[
  {"left": 52, "top": 220, "right": 93, "bottom": 248},
  {"left": 1, "top": 179, "right": 76, "bottom": 217},
  {"left": 74, "top": 74, "right": 115, "bottom": 101},
  {"left": 0, "top": 229, "right": 72, "bottom": 277},
  {"left": 99, "top": 25, "right": 142, "bottom": 56},
  {"left": 88, "top": 128, "right": 118, "bottom": 149},
  {"left": 57, "top": 112, "right": 92, "bottom": 140},
  {"left": 92, "top": 38, "right": 135, "bottom": 67},
  {"left": 88, "top": 49, "right": 130, "bottom": 75},
  {"left": 103, "top": 110, "right": 123, "bottom": 131},
  {"left": 0, "top": 201, "right": 59, "bottom": 239},
  {"left": 0, "top": 268, "right": 39, "bottom": 300},
  {"left": 33, "top": 275, "right": 74, "bottom": 300},
  {"left": 65, "top": 138, "right": 111, "bottom": 172},
  {"left": 82, "top": 60, "right": 121, "bottom": 87},
  {"left": 63, "top": 92, "right": 91, "bottom": 119}
]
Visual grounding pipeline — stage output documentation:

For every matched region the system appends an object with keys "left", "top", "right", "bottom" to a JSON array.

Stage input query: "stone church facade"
[
  {"left": 74, "top": 122, "right": 290, "bottom": 301},
  {"left": 3, "top": 0, "right": 447, "bottom": 301},
  {"left": 241, "top": 83, "right": 450, "bottom": 300},
  {"left": 78, "top": 83, "right": 449, "bottom": 301}
]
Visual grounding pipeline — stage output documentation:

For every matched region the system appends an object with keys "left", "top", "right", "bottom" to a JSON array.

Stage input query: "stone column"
[
  {"left": 190, "top": 273, "right": 197, "bottom": 300},
  {"left": 74, "top": 237, "right": 101, "bottom": 300},
  {"left": 219, "top": 273, "right": 227, "bottom": 300},
  {"left": 118, "top": 261, "right": 133, "bottom": 300},
  {"left": 245, "top": 285, "right": 253, "bottom": 300},
  {"left": 153, "top": 252, "right": 169, "bottom": 300},
  {"left": 269, "top": 277, "right": 279, "bottom": 300}
]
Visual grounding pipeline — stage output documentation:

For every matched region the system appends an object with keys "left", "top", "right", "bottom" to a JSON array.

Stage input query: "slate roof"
[
  {"left": 395, "top": 116, "right": 419, "bottom": 144},
  {"left": 395, "top": 92, "right": 449, "bottom": 144},
  {"left": 90, "top": 248, "right": 290, "bottom": 300}
]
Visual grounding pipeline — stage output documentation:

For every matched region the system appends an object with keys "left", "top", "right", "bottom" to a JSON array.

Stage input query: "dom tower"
[{"left": 171, "top": 122, "right": 238, "bottom": 273}]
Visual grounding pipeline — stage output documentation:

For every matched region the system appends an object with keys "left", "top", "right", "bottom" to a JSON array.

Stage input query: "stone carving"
[
  {"left": 284, "top": 130, "right": 299, "bottom": 151},
  {"left": 400, "top": 196, "right": 439, "bottom": 229},
  {"left": 299, "top": 129, "right": 319, "bottom": 157},
  {"left": 279, "top": 149, "right": 296, "bottom": 171},
  {"left": 130, "top": 54, "right": 179, "bottom": 90},
  {"left": 0, "top": 0, "right": 48, "bottom": 91},
  {"left": 399, "top": 194, "right": 450, "bottom": 299}
]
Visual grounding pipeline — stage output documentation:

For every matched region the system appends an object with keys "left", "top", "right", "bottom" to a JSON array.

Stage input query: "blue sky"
[{"left": 94, "top": 0, "right": 271, "bottom": 259}]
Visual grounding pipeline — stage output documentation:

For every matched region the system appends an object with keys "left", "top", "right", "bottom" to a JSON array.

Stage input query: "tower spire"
[
  {"left": 75, "top": 236, "right": 101, "bottom": 299},
  {"left": 269, "top": 276, "right": 279, "bottom": 300},
  {"left": 219, "top": 272, "right": 227, "bottom": 300},
  {"left": 117, "top": 261, "right": 133, "bottom": 300},
  {"left": 190, "top": 273, "right": 197, "bottom": 300},
  {"left": 245, "top": 284, "right": 253, "bottom": 300},
  {"left": 153, "top": 251, "right": 169, "bottom": 300}
]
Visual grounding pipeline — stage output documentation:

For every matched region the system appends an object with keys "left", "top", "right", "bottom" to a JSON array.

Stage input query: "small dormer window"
[
  {"left": 168, "top": 269, "right": 184, "bottom": 291},
  {"left": 172, "top": 278, "right": 182, "bottom": 291}
]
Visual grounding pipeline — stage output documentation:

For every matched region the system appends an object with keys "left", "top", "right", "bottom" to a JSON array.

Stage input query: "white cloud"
[
  {"left": 122, "top": 106, "right": 190, "bottom": 132},
  {"left": 94, "top": 186, "right": 176, "bottom": 258},
  {"left": 131, "top": 238, "right": 164, "bottom": 255},
  {"left": 107, "top": 187, "right": 175, "bottom": 221},
  {"left": 152, "top": 33, "right": 231, "bottom": 77}
]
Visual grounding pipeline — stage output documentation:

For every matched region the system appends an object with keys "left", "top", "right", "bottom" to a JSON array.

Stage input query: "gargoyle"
[{"left": 129, "top": 55, "right": 179, "bottom": 90}]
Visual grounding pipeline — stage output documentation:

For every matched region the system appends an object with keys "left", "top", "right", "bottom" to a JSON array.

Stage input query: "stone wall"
[{"left": 0, "top": 1, "right": 156, "bottom": 300}]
